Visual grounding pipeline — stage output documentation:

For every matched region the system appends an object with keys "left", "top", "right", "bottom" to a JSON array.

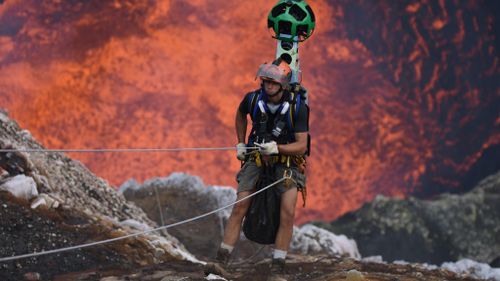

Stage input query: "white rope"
[
  {"left": 0, "top": 175, "right": 292, "bottom": 263},
  {"left": 153, "top": 184, "right": 166, "bottom": 228},
  {"left": 0, "top": 147, "right": 259, "bottom": 153}
]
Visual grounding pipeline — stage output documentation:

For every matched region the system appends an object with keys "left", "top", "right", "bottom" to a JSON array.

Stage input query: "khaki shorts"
[{"left": 236, "top": 160, "right": 306, "bottom": 194}]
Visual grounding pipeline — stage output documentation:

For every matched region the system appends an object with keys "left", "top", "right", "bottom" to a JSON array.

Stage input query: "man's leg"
[
  {"left": 275, "top": 187, "right": 298, "bottom": 251},
  {"left": 205, "top": 190, "right": 254, "bottom": 277},
  {"left": 271, "top": 187, "right": 298, "bottom": 275},
  {"left": 222, "top": 190, "right": 254, "bottom": 246}
]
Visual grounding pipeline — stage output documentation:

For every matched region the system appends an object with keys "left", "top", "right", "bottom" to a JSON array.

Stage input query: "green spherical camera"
[{"left": 267, "top": 0, "right": 316, "bottom": 42}]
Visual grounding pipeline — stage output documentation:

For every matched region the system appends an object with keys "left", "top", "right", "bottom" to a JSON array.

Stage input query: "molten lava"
[{"left": 0, "top": 0, "right": 499, "bottom": 224}]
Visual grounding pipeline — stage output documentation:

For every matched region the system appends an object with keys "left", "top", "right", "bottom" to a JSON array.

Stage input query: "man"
[{"left": 206, "top": 58, "right": 309, "bottom": 279}]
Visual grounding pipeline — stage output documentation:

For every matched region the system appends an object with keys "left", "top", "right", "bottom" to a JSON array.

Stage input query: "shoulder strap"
[
  {"left": 251, "top": 90, "right": 263, "bottom": 121},
  {"left": 248, "top": 91, "right": 257, "bottom": 114},
  {"left": 287, "top": 91, "right": 302, "bottom": 129},
  {"left": 295, "top": 93, "right": 301, "bottom": 122}
]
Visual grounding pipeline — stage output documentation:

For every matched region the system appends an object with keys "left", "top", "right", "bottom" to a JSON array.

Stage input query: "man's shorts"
[{"left": 236, "top": 160, "right": 306, "bottom": 194}]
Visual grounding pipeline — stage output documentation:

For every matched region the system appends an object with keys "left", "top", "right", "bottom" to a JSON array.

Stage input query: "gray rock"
[
  {"left": 0, "top": 174, "right": 38, "bottom": 200},
  {"left": 120, "top": 173, "right": 252, "bottom": 259},
  {"left": 317, "top": 170, "right": 500, "bottom": 264},
  {"left": 0, "top": 109, "right": 194, "bottom": 280},
  {"left": 291, "top": 224, "right": 360, "bottom": 258},
  {"left": 121, "top": 173, "right": 362, "bottom": 261}
]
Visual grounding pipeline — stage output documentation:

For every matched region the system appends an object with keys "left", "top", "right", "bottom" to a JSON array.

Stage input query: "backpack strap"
[
  {"left": 250, "top": 90, "right": 264, "bottom": 121},
  {"left": 295, "top": 93, "right": 301, "bottom": 122},
  {"left": 247, "top": 91, "right": 258, "bottom": 117},
  {"left": 287, "top": 91, "right": 302, "bottom": 130}
]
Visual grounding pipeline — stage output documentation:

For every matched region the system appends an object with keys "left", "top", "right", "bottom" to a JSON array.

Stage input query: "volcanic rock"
[
  {"left": 52, "top": 253, "right": 491, "bottom": 281},
  {"left": 0, "top": 110, "right": 195, "bottom": 280},
  {"left": 119, "top": 174, "right": 240, "bottom": 260},
  {"left": 0, "top": 174, "right": 38, "bottom": 200},
  {"left": 291, "top": 224, "right": 360, "bottom": 259},
  {"left": 120, "top": 173, "right": 361, "bottom": 261},
  {"left": 0, "top": 110, "right": 495, "bottom": 281},
  {"left": 317, "top": 170, "right": 500, "bottom": 264}
]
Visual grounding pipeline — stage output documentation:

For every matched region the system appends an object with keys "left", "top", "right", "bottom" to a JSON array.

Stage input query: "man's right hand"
[{"left": 236, "top": 143, "right": 246, "bottom": 160}]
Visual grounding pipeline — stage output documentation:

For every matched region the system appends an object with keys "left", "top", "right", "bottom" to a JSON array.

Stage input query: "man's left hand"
[{"left": 256, "top": 141, "right": 279, "bottom": 155}]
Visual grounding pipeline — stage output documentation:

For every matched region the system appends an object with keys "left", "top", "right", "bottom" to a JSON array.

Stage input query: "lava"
[{"left": 0, "top": 0, "right": 498, "bottom": 224}]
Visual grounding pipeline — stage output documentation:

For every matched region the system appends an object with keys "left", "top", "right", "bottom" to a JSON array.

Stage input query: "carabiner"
[{"left": 283, "top": 169, "right": 293, "bottom": 180}]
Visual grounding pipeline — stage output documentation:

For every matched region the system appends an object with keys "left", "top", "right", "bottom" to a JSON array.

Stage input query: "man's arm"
[
  {"left": 235, "top": 109, "right": 247, "bottom": 143},
  {"left": 277, "top": 132, "right": 308, "bottom": 155}
]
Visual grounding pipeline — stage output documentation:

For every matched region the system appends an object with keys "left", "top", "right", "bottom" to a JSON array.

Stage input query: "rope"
[
  {"left": 153, "top": 184, "right": 166, "bottom": 229},
  {"left": 0, "top": 147, "right": 260, "bottom": 153},
  {"left": 0, "top": 175, "right": 293, "bottom": 263}
]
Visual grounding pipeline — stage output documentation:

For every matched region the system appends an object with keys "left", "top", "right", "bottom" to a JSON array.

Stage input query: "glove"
[
  {"left": 256, "top": 141, "right": 279, "bottom": 155},
  {"left": 236, "top": 143, "right": 246, "bottom": 160}
]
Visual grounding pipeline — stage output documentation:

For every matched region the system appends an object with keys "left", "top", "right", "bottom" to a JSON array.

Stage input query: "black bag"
[{"left": 242, "top": 165, "right": 281, "bottom": 244}]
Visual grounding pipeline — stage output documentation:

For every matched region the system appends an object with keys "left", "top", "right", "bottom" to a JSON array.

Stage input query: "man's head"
[{"left": 256, "top": 58, "right": 292, "bottom": 97}]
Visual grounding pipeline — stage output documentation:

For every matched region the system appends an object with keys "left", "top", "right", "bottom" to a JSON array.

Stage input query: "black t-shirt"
[{"left": 238, "top": 90, "right": 309, "bottom": 133}]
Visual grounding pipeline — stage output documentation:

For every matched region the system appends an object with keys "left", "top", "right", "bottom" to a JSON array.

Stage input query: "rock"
[
  {"left": 0, "top": 142, "right": 33, "bottom": 175},
  {"left": 30, "top": 193, "right": 60, "bottom": 209},
  {"left": 0, "top": 174, "right": 38, "bottom": 200},
  {"left": 121, "top": 174, "right": 361, "bottom": 262},
  {"left": 441, "top": 259, "right": 500, "bottom": 281},
  {"left": 318, "top": 170, "right": 500, "bottom": 264},
  {"left": 205, "top": 273, "right": 228, "bottom": 280},
  {"left": 0, "top": 110, "right": 9, "bottom": 123},
  {"left": 346, "top": 269, "right": 365, "bottom": 280},
  {"left": 23, "top": 272, "right": 41, "bottom": 281},
  {"left": 0, "top": 111, "right": 194, "bottom": 281},
  {"left": 0, "top": 168, "right": 8, "bottom": 180},
  {"left": 291, "top": 224, "right": 360, "bottom": 258},
  {"left": 51, "top": 253, "right": 490, "bottom": 281},
  {"left": 99, "top": 277, "right": 122, "bottom": 281},
  {"left": 120, "top": 174, "right": 259, "bottom": 260},
  {"left": 29, "top": 196, "right": 47, "bottom": 209}
]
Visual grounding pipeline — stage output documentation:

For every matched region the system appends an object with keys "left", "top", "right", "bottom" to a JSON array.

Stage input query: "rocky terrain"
[
  {"left": 1, "top": 108, "right": 499, "bottom": 281},
  {"left": 51, "top": 254, "right": 486, "bottom": 281},
  {"left": 0, "top": 109, "right": 195, "bottom": 280},
  {"left": 119, "top": 175, "right": 360, "bottom": 262},
  {"left": 317, "top": 171, "right": 500, "bottom": 265}
]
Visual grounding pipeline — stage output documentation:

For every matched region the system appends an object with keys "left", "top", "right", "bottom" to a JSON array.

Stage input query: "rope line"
[
  {"left": 0, "top": 175, "right": 293, "bottom": 263},
  {"left": 153, "top": 184, "right": 166, "bottom": 228},
  {"left": 0, "top": 147, "right": 260, "bottom": 153}
]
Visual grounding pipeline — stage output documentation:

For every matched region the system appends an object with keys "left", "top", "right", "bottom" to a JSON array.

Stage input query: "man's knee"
[
  {"left": 279, "top": 189, "right": 297, "bottom": 227},
  {"left": 280, "top": 207, "right": 295, "bottom": 227},
  {"left": 230, "top": 195, "right": 251, "bottom": 217}
]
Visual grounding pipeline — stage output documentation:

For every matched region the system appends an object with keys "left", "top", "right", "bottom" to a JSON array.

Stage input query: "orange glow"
[{"left": 0, "top": 0, "right": 498, "bottom": 224}]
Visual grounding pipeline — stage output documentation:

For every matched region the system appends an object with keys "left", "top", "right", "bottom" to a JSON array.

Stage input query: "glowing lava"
[{"left": 0, "top": 0, "right": 498, "bottom": 224}]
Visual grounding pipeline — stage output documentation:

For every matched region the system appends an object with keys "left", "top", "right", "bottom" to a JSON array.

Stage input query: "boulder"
[
  {"left": 120, "top": 173, "right": 246, "bottom": 259},
  {"left": 291, "top": 224, "right": 360, "bottom": 258},
  {"left": 121, "top": 173, "right": 361, "bottom": 260},
  {"left": 0, "top": 174, "right": 38, "bottom": 200},
  {"left": 318, "top": 170, "right": 500, "bottom": 264}
]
